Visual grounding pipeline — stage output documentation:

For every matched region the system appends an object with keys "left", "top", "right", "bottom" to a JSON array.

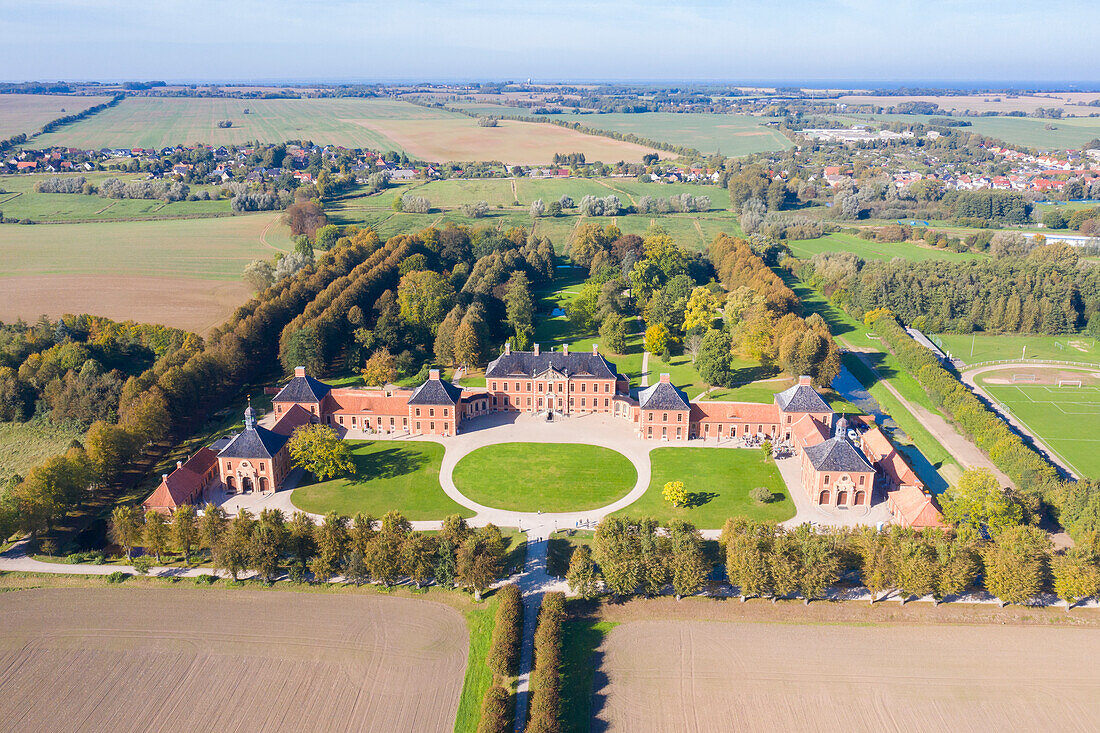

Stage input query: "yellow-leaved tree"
[{"left": 287, "top": 424, "right": 356, "bottom": 481}]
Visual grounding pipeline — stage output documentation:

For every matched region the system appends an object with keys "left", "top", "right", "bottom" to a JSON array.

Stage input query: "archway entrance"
[
  {"left": 819, "top": 489, "right": 830, "bottom": 504},
  {"left": 836, "top": 490, "right": 848, "bottom": 506},
  {"left": 854, "top": 490, "right": 866, "bottom": 506},
  {"left": 241, "top": 476, "right": 254, "bottom": 493}
]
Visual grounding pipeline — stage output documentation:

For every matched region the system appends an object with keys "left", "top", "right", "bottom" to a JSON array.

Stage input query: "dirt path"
[
  {"left": 849, "top": 349, "right": 1014, "bottom": 487},
  {"left": 92, "top": 200, "right": 116, "bottom": 216},
  {"left": 640, "top": 351, "right": 650, "bottom": 387},
  {"left": 510, "top": 177, "right": 519, "bottom": 203},
  {"left": 961, "top": 362, "right": 1100, "bottom": 480},
  {"left": 258, "top": 213, "right": 290, "bottom": 253},
  {"left": 593, "top": 178, "right": 636, "bottom": 206},
  {"left": 692, "top": 217, "right": 705, "bottom": 246}
]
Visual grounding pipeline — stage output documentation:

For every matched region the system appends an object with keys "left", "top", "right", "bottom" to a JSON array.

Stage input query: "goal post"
[
  {"left": 1058, "top": 379, "right": 1083, "bottom": 388},
  {"left": 1012, "top": 373, "right": 1038, "bottom": 383}
]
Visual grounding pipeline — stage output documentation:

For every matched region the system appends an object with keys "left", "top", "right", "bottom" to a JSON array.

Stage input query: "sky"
[{"left": 3, "top": 0, "right": 1099, "bottom": 84}]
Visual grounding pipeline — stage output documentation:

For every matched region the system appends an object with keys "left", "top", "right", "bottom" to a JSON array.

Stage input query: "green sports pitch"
[{"left": 980, "top": 381, "right": 1100, "bottom": 479}]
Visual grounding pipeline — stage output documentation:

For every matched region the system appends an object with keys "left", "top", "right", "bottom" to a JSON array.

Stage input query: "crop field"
[
  {"left": 291, "top": 441, "right": 473, "bottom": 520},
  {"left": 0, "top": 94, "right": 112, "bottom": 139},
  {"left": 786, "top": 231, "right": 982, "bottom": 263},
  {"left": 31, "top": 97, "right": 661, "bottom": 165},
  {"left": 833, "top": 92, "right": 1100, "bottom": 116},
  {"left": 557, "top": 112, "right": 792, "bottom": 156},
  {"left": 0, "top": 173, "right": 231, "bottom": 223},
  {"left": 834, "top": 112, "right": 1100, "bottom": 150},
  {"left": 0, "top": 212, "right": 292, "bottom": 333},
  {"left": 594, "top": 619, "right": 1100, "bottom": 731},
  {"left": 0, "top": 587, "right": 468, "bottom": 732},
  {"left": 978, "top": 372, "right": 1100, "bottom": 478},
  {"left": 935, "top": 332, "right": 1100, "bottom": 365}
]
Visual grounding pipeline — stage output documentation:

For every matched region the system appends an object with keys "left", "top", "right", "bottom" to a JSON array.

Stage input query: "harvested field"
[
  {"left": 0, "top": 587, "right": 468, "bottom": 733},
  {"left": 595, "top": 618, "right": 1100, "bottom": 732},
  {"left": 0, "top": 275, "right": 251, "bottom": 334},
  {"left": 0, "top": 213, "right": 291, "bottom": 333},
  {"left": 833, "top": 92, "right": 1100, "bottom": 116},
  {"left": 30, "top": 97, "right": 661, "bottom": 164},
  {"left": 0, "top": 94, "right": 112, "bottom": 139}
]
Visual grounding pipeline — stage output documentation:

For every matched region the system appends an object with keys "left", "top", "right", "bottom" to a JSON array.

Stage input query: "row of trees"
[
  {"left": 109, "top": 505, "right": 512, "bottom": 594},
  {"left": 708, "top": 234, "right": 840, "bottom": 387},
  {"left": 564, "top": 514, "right": 1100, "bottom": 608},
  {"left": 478, "top": 584, "right": 523, "bottom": 733},
  {"left": 526, "top": 591, "right": 565, "bottom": 733}
]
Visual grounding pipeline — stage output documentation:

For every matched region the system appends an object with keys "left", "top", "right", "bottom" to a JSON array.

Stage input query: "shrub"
[
  {"left": 487, "top": 584, "right": 523, "bottom": 677},
  {"left": 194, "top": 573, "right": 217, "bottom": 585},
  {"left": 750, "top": 486, "right": 774, "bottom": 504},
  {"left": 527, "top": 591, "right": 565, "bottom": 733},
  {"left": 131, "top": 556, "right": 153, "bottom": 575},
  {"left": 105, "top": 571, "right": 129, "bottom": 584},
  {"left": 476, "top": 685, "right": 512, "bottom": 733}
]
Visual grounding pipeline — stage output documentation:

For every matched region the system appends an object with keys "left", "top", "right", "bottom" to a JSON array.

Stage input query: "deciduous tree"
[{"left": 288, "top": 424, "right": 355, "bottom": 481}]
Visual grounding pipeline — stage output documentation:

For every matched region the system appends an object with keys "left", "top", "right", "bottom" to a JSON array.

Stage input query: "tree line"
[
  {"left": 565, "top": 514, "right": 1100, "bottom": 609},
  {"left": 109, "top": 505, "right": 512, "bottom": 593},
  {"left": 478, "top": 584, "right": 523, "bottom": 733},
  {"left": 803, "top": 243, "right": 1100, "bottom": 335}
]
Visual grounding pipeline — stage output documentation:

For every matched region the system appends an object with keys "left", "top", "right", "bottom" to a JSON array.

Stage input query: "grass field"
[
  {"left": 31, "top": 97, "right": 661, "bottom": 165},
  {"left": 834, "top": 111, "right": 1100, "bottom": 150},
  {"left": 979, "top": 377, "right": 1100, "bottom": 479},
  {"left": 452, "top": 443, "right": 637, "bottom": 512},
  {"left": 0, "top": 94, "right": 112, "bottom": 139},
  {"left": 611, "top": 447, "right": 792, "bottom": 527},
  {"left": 786, "top": 231, "right": 983, "bottom": 262},
  {"left": 0, "top": 212, "right": 291, "bottom": 333},
  {"left": 0, "top": 173, "right": 231, "bottom": 223},
  {"left": 594, "top": 619, "right": 1100, "bottom": 731},
  {"left": 0, "top": 587, "right": 468, "bottom": 732},
  {"left": 936, "top": 332, "right": 1100, "bottom": 365},
  {"left": 291, "top": 441, "right": 471, "bottom": 520},
  {"left": 0, "top": 418, "right": 86, "bottom": 481}
]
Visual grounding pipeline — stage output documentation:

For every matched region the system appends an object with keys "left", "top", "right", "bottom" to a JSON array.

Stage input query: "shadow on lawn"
[
  {"left": 345, "top": 446, "right": 428, "bottom": 484},
  {"left": 684, "top": 491, "right": 719, "bottom": 508}
]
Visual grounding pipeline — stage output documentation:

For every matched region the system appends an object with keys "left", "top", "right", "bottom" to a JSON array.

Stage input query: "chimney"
[
  {"left": 562, "top": 343, "right": 568, "bottom": 356},
  {"left": 294, "top": 366, "right": 306, "bottom": 378},
  {"left": 798, "top": 375, "right": 812, "bottom": 386},
  {"left": 429, "top": 368, "right": 440, "bottom": 380},
  {"left": 592, "top": 343, "right": 598, "bottom": 355},
  {"left": 161, "top": 473, "right": 168, "bottom": 482},
  {"left": 176, "top": 460, "right": 183, "bottom": 470},
  {"left": 534, "top": 343, "right": 540, "bottom": 356},
  {"left": 504, "top": 342, "right": 511, "bottom": 356},
  {"left": 660, "top": 373, "right": 671, "bottom": 383}
]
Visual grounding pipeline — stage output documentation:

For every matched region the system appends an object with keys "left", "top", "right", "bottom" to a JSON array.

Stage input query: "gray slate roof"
[
  {"left": 408, "top": 377, "right": 463, "bottom": 405},
  {"left": 803, "top": 437, "right": 875, "bottom": 473},
  {"left": 484, "top": 351, "right": 617, "bottom": 380},
  {"left": 638, "top": 381, "right": 691, "bottom": 411},
  {"left": 775, "top": 382, "right": 831, "bottom": 413},
  {"left": 273, "top": 374, "right": 331, "bottom": 404},
  {"left": 217, "top": 425, "right": 290, "bottom": 460}
]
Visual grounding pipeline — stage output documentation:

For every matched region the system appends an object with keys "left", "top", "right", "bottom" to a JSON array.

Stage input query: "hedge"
[
  {"left": 526, "top": 592, "right": 565, "bottom": 733},
  {"left": 476, "top": 685, "right": 513, "bottom": 733},
  {"left": 487, "top": 583, "right": 523, "bottom": 677}
]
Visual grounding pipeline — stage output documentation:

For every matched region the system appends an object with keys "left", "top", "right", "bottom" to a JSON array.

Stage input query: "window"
[
  {"left": 647, "top": 427, "right": 653, "bottom": 436},
  {"left": 527, "top": 397, "right": 532, "bottom": 406},
  {"left": 676, "top": 427, "right": 682, "bottom": 437},
  {"left": 677, "top": 413, "right": 682, "bottom": 422},
  {"left": 415, "top": 408, "right": 421, "bottom": 417},
  {"left": 558, "top": 383, "right": 563, "bottom": 393},
  {"left": 259, "top": 462, "right": 264, "bottom": 471},
  {"left": 824, "top": 475, "right": 830, "bottom": 485},
  {"left": 430, "top": 422, "right": 435, "bottom": 431},
  {"left": 351, "top": 416, "right": 357, "bottom": 425},
  {"left": 569, "top": 398, "right": 575, "bottom": 406},
  {"left": 338, "top": 416, "right": 344, "bottom": 425},
  {"left": 390, "top": 417, "right": 395, "bottom": 426},
  {"left": 604, "top": 399, "right": 609, "bottom": 407},
  {"left": 226, "top": 462, "right": 232, "bottom": 471},
  {"left": 662, "top": 427, "right": 667, "bottom": 437},
  {"left": 605, "top": 384, "right": 610, "bottom": 393},
  {"left": 515, "top": 382, "right": 520, "bottom": 391},
  {"left": 416, "top": 421, "right": 421, "bottom": 431},
  {"left": 786, "top": 415, "right": 792, "bottom": 423},
  {"left": 581, "top": 383, "right": 586, "bottom": 392},
  {"left": 538, "top": 383, "right": 543, "bottom": 392},
  {"left": 403, "top": 418, "right": 408, "bottom": 426},
  {"left": 429, "top": 408, "right": 435, "bottom": 417},
  {"left": 491, "top": 381, "right": 497, "bottom": 391},
  {"left": 662, "top": 413, "right": 668, "bottom": 422},
  {"left": 859, "top": 475, "right": 866, "bottom": 486}
]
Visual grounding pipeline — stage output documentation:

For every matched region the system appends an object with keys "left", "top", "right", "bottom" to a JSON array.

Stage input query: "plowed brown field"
[
  {"left": 596, "top": 620, "right": 1100, "bottom": 731},
  {"left": 0, "top": 588, "right": 467, "bottom": 732}
]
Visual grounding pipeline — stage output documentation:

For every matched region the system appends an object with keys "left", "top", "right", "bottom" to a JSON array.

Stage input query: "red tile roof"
[
  {"left": 690, "top": 401, "right": 781, "bottom": 423},
  {"left": 142, "top": 447, "right": 219, "bottom": 513},
  {"left": 271, "top": 403, "right": 315, "bottom": 436}
]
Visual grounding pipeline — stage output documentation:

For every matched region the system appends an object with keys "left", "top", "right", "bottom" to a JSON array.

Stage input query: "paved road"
[{"left": 960, "top": 362, "right": 1100, "bottom": 481}]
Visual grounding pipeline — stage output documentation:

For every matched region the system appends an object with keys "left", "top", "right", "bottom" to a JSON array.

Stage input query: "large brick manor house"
[{"left": 145, "top": 344, "right": 942, "bottom": 528}]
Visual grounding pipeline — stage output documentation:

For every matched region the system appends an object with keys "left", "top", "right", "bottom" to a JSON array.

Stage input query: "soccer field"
[{"left": 980, "top": 380, "right": 1100, "bottom": 478}]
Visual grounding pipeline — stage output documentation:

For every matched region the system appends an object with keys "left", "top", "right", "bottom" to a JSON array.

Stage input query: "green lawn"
[
  {"left": 979, "top": 380, "right": 1100, "bottom": 479},
  {"left": 452, "top": 443, "right": 637, "bottom": 512},
  {"left": 0, "top": 417, "right": 86, "bottom": 482},
  {"left": 786, "top": 232, "right": 982, "bottom": 263},
  {"left": 292, "top": 441, "right": 472, "bottom": 520},
  {"left": 612, "top": 447, "right": 793, "bottom": 528},
  {"left": 454, "top": 593, "right": 500, "bottom": 733},
  {"left": 935, "top": 333, "right": 1100, "bottom": 366},
  {"left": 561, "top": 619, "right": 617, "bottom": 733}
]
